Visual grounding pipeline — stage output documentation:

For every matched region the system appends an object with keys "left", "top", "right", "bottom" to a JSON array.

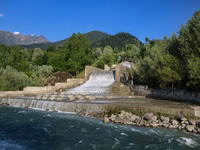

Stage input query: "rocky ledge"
[{"left": 103, "top": 111, "right": 200, "bottom": 134}]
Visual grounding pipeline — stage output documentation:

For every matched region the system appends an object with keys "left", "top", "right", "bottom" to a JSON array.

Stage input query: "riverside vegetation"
[{"left": 0, "top": 9, "right": 199, "bottom": 91}]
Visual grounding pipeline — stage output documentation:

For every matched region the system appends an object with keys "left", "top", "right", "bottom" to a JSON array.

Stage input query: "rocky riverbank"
[{"left": 103, "top": 111, "right": 200, "bottom": 134}]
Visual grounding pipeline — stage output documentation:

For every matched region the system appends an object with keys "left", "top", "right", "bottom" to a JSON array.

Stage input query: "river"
[{"left": 1, "top": 106, "right": 200, "bottom": 150}]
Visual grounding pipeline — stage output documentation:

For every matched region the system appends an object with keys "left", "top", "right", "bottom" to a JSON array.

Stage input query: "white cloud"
[
  {"left": 31, "top": 34, "right": 34, "bottom": 36},
  {"left": 14, "top": 31, "right": 20, "bottom": 35},
  {"left": 0, "top": 13, "right": 4, "bottom": 17}
]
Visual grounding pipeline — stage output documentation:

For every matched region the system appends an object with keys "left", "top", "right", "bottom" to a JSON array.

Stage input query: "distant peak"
[{"left": 14, "top": 31, "right": 20, "bottom": 35}]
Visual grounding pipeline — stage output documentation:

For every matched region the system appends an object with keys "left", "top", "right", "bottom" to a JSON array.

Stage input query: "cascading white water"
[
  {"left": 66, "top": 70, "right": 115, "bottom": 95},
  {"left": 0, "top": 98, "right": 104, "bottom": 113}
]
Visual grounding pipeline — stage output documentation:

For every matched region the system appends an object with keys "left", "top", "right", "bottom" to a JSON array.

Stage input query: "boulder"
[
  {"left": 171, "top": 120, "right": 179, "bottom": 126},
  {"left": 163, "top": 123, "right": 170, "bottom": 128},
  {"left": 130, "top": 115, "right": 137, "bottom": 121},
  {"left": 109, "top": 114, "right": 116, "bottom": 121},
  {"left": 104, "top": 116, "right": 109, "bottom": 123},
  {"left": 160, "top": 116, "right": 169, "bottom": 124},
  {"left": 181, "top": 117, "right": 187, "bottom": 121},
  {"left": 114, "top": 117, "right": 123, "bottom": 123},
  {"left": 134, "top": 117, "right": 142, "bottom": 125},
  {"left": 189, "top": 120, "right": 196, "bottom": 126},
  {"left": 186, "top": 125, "right": 194, "bottom": 132},
  {"left": 150, "top": 122, "right": 159, "bottom": 127},
  {"left": 169, "top": 125, "right": 176, "bottom": 129},
  {"left": 143, "top": 113, "right": 157, "bottom": 122}
]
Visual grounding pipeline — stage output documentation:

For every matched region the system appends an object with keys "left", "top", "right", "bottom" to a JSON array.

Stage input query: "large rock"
[
  {"left": 171, "top": 120, "right": 179, "bottom": 126},
  {"left": 134, "top": 117, "right": 142, "bottom": 125},
  {"left": 181, "top": 117, "right": 187, "bottom": 121},
  {"left": 114, "top": 117, "right": 123, "bottom": 123},
  {"left": 186, "top": 125, "right": 194, "bottom": 132},
  {"left": 189, "top": 120, "right": 196, "bottom": 126},
  {"left": 109, "top": 114, "right": 116, "bottom": 121},
  {"left": 160, "top": 116, "right": 170, "bottom": 124},
  {"left": 130, "top": 115, "right": 137, "bottom": 121},
  {"left": 104, "top": 116, "right": 109, "bottom": 123},
  {"left": 143, "top": 113, "right": 157, "bottom": 122}
]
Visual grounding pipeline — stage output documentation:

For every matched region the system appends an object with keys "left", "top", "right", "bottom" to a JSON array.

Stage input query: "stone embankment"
[{"left": 103, "top": 111, "right": 200, "bottom": 134}]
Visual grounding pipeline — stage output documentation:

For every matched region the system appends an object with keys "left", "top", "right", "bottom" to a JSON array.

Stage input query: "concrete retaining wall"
[
  {"left": 131, "top": 85, "right": 150, "bottom": 96},
  {"left": 55, "top": 79, "right": 85, "bottom": 91},
  {"left": 132, "top": 85, "right": 200, "bottom": 104},
  {"left": 85, "top": 66, "right": 103, "bottom": 80},
  {"left": 147, "top": 89, "right": 200, "bottom": 104},
  {"left": 0, "top": 78, "right": 86, "bottom": 98}
]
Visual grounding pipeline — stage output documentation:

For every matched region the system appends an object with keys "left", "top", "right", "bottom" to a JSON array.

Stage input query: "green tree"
[
  {"left": 0, "top": 66, "right": 29, "bottom": 91},
  {"left": 178, "top": 9, "right": 200, "bottom": 59},
  {"left": 187, "top": 57, "right": 200, "bottom": 90},
  {"left": 64, "top": 33, "right": 92, "bottom": 75},
  {"left": 46, "top": 45, "right": 56, "bottom": 53},
  {"left": 7, "top": 46, "right": 29, "bottom": 71},
  {"left": 32, "top": 48, "right": 44, "bottom": 61},
  {"left": 28, "top": 65, "right": 53, "bottom": 86},
  {"left": 93, "top": 47, "right": 102, "bottom": 59},
  {"left": 113, "top": 47, "right": 119, "bottom": 62}
]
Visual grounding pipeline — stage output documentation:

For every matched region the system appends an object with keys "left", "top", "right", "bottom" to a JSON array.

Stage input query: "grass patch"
[{"left": 76, "top": 70, "right": 85, "bottom": 78}]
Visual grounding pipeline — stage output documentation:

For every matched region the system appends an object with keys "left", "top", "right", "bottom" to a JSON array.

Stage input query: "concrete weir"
[
  {"left": 1, "top": 65, "right": 200, "bottom": 120},
  {"left": 1, "top": 97, "right": 200, "bottom": 119}
]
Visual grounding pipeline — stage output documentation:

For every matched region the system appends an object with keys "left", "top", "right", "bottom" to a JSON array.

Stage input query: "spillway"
[{"left": 66, "top": 70, "right": 115, "bottom": 95}]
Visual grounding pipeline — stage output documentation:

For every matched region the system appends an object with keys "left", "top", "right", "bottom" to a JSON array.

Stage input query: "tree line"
[{"left": 0, "top": 9, "right": 199, "bottom": 91}]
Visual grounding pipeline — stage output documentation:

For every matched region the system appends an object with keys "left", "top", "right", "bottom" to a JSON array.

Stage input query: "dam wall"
[
  {"left": 85, "top": 66, "right": 103, "bottom": 80},
  {"left": 1, "top": 98, "right": 200, "bottom": 119}
]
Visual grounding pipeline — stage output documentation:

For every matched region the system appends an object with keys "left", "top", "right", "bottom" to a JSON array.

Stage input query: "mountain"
[
  {"left": 92, "top": 32, "right": 143, "bottom": 51},
  {"left": 0, "top": 30, "right": 50, "bottom": 46},
  {"left": 53, "top": 30, "right": 110, "bottom": 46},
  {"left": 18, "top": 31, "right": 143, "bottom": 51},
  {"left": 20, "top": 31, "right": 110, "bottom": 49}
]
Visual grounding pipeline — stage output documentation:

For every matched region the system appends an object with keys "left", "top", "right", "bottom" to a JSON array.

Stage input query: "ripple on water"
[
  {"left": 176, "top": 137, "right": 198, "bottom": 148},
  {"left": 0, "top": 140, "right": 27, "bottom": 150}
]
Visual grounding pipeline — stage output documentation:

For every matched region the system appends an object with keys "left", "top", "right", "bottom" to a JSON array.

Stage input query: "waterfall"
[
  {"left": 0, "top": 98, "right": 104, "bottom": 113},
  {"left": 66, "top": 70, "right": 115, "bottom": 95}
]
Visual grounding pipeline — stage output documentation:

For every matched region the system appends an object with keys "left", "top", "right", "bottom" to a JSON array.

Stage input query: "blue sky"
[{"left": 0, "top": 0, "right": 199, "bottom": 42}]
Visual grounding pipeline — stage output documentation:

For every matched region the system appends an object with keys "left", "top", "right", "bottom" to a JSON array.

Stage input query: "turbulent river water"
[{"left": 1, "top": 106, "right": 200, "bottom": 150}]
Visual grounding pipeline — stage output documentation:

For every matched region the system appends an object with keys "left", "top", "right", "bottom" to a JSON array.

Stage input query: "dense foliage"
[
  {"left": 0, "top": 9, "right": 199, "bottom": 91},
  {"left": 131, "top": 9, "right": 200, "bottom": 90},
  {"left": 92, "top": 32, "right": 143, "bottom": 51}
]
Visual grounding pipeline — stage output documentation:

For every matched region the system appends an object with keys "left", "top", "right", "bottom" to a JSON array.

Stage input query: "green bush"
[{"left": 0, "top": 66, "right": 29, "bottom": 91}]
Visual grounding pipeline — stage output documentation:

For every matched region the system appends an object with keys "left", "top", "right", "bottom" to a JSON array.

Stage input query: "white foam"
[
  {"left": 176, "top": 137, "right": 198, "bottom": 148},
  {"left": 66, "top": 71, "right": 115, "bottom": 95},
  {"left": 131, "top": 128, "right": 142, "bottom": 133},
  {"left": 120, "top": 132, "right": 128, "bottom": 136},
  {"left": 112, "top": 138, "right": 120, "bottom": 149},
  {"left": 17, "top": 111, "right": 28, "bottom": 114}
]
